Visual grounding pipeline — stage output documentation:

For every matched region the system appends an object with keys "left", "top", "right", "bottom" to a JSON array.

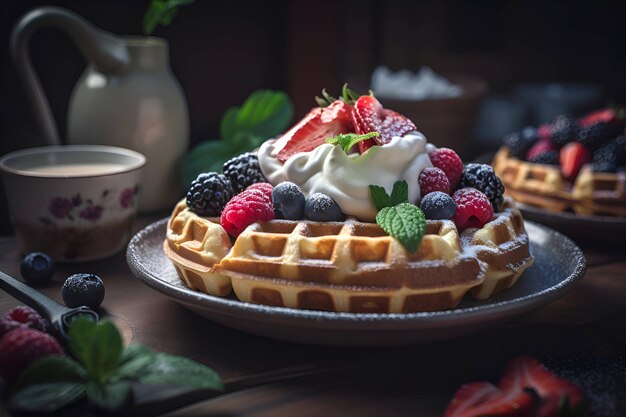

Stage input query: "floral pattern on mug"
[
  {"left": 119, "top": 187, "right": 135, "bottom": 209},
  {"left": 79, "top": 205, "right": 103, "bottom": 222},
  {"left": 48, "top": 197, "right": 73, "bottom": 219}
]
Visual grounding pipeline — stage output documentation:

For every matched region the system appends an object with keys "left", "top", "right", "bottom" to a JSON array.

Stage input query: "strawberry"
[
  {"left": 445, "top": 357, "right": 585, "bottom": 417},
  {"left": 352, "top": 96, "right": 416, "bottom": 153},
  {"left": 559, "top": 142, "right": 591, "bottom": 181},
  {"left": 537, "top": 124, "right": 552, "bottom": 142},
  {"left": 579, "top": 108, "right": 616, "bottom": 127},
  {"left": 273, "top": 100, "right": 353, "bottom": 163},
  {"left": 526, "top": 140, "right": 557, "bottom": 162}
]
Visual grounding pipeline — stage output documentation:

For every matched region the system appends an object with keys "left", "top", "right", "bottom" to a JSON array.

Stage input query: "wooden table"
[{"left": 1, "top": 216, "right": 625, "bottom": 416}]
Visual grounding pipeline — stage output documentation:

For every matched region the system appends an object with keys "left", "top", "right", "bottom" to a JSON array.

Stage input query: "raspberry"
[
  {"left": 186, "top": 172, "right": 234, "bottom": 216},
  {"left": 452, "top": 188, "right": 494, "bottom": 232},
  {"left": 221, "top": 189, "right": 275, "bottom": 237},
  {"left": 537, "top": 124, "right": 552, "bottom": 141},
  {"left": 428, "top": 148, "right": 464, "bottom": 188},
  {"left": 245, "top": 182, "right": 274, "bottom": 200},
  {"left": 0, "top": 328, "right": 64, "bottom": 382},
  {"left": 223, "top": 152, "right": 268, "bottom": 193},
  {"left": 419, "top": 167, "right": 451, "bottom": 195},
  {"left": 0, "top": 306, "right": 48, "bottom": 338},
  {"left": 458, "top": 164, "right": 505, "bottom": 211}
]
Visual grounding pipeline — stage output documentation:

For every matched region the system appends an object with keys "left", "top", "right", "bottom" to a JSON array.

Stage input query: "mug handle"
[{"left": 10, "top": 6, "right": 129, "bottom": 145}]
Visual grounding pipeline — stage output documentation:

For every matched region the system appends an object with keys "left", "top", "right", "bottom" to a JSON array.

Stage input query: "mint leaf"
[
  {"left": 219, "top": 107, "right": 240, "bottom": 144},
  {"left": 68, "top": 318, "right": 123, "bottom": 383},
  {"left": 376, "top": 203, "right": 426, "bottom": 252},
  {"left": 14, "top": 356, "right": 86, "bottom": 390},
  {"left": 181, "top": 141, "right": 234, "bottom": 187},
  {"left": 235, "top": 90, "right": 294, "bottom": 139},
  {"left": 139, "top": 352, "right": 224, "bottom": 391},
  {"left": 325, "top": 132, "right": 379, "bottom": 154},
  {"left": 390, "top": 180, "right": 409, "bottom": 205},
  {"left": 143, "top": 0, "right": 195, "bottom": 35},
  {"left": 111, "top": 345, "right": 155, "bottom": 382},
  {"left": 86, "top": 381, "right": 133, "bottom": 412},
  {"left": 11, "top": 383, "right": 85, "bottom": 413},
  {"left": 369, "top": 185, "right": 391, "bottom": 211}
]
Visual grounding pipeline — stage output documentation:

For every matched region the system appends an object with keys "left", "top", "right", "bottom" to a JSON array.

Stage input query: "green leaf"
[
  {"left": 11, "top": 383, "right": 85, "bottom": 413},
  {"left": 235, "top": 90, "right": 294, "bottom": 139},
  {"left": 325, "top": 132, "right": 379, "bottom": 154},
  {"left": 220, "top": 107, "right": 241, "bottom": 143},
  {"left": 160, "top": 7, "right": 178, "bottom": 26},
  {"left": 139, "top": 353, "right": 224, "bottom": 391},
  {"left": 390, "top": 180, "right": 409, "bottom": 205},
  {"left": 376, "top": 203, "right": 426, "bottom": 253},
  {"left": 68, "top": 318, "right": 123, "bottom": 383},
  {"left": 369, "top": 185, "right": 391, "bottom": 211},
  {"left": 342, "top": 83, "right": 362, "bottom": 104},
  {"left": 14, "top": 356, "right": 87, "bottom": 391},
  {"left": 111, "top": 345, "right": 155, "bottom": 382},
  {"left": 86, "top": 381, "right": 133, "bottom": 412},
  {"left": 181, "top": 141, "right": 236, "bottom": 188},
  {"left": 143, "top": 0, "right": 164, "bottom": 35}
]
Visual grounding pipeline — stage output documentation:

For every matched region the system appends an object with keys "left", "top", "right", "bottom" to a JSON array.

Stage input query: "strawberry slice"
[
  {"left": 352, "top": 96, "right": 416, "bottom": 153},
  {"left": 273, "top": 100, "right": 353, "bottom": 163},
  {"left": 559, "top": 142, "right": 591, "bottom": 181},
  {"left": 445, "top": 381, "right": 534, "bottom": 417},
  {"left": 445, "top": 357, "right": 585, "bottom": 417},
  {"left": 502, "top": 357, "right": 584, "bottom": 417},
  {"left": 579, "top": 108, "right": 615, "bottom": 127}
]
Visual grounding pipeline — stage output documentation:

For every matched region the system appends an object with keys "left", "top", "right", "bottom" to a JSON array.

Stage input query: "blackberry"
[
  {"left": 458, "top": 163, "right": 505, "bottom": 211},
  {"left": 591, "top": 160, "right": 618, "bottom": 173},
  {"left": 577, "top": 121, "right": 623, "bottom": 150},
  {"left": 503, "top": 126, "right": 539, "bottom": 159},
  {"left": 593, "top": 136, "right": 626, "bottom": 166},
  {"left": 529, "top": 150, "right": 559, "bottom": 166},
  {"left": 223, "top": 152, "right": 268, "bottom": 193},
  {"left": 186, "top": 172, "right": 234, "bottom": 216},
  {"left": 550, "top": 116, "right": 578, "bottom": 147}
]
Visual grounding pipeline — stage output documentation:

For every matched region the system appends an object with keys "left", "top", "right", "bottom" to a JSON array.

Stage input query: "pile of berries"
[
  {"left": 503, "top": 108, "right": 626, "bottom": 180},
  {"left": 0, "top": 306, "right": 64, "bottom": 383},
  {"left": 419, "top": 148, "right": 505, "bottom": 232}
]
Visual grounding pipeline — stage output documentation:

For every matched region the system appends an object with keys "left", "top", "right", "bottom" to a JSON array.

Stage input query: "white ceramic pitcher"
[{"left": 11, "top": 6, "right": 189, "bottom": 212}]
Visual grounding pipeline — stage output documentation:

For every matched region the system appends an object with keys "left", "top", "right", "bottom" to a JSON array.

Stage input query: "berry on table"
[
  {"left": 0, "top": 306, "right": 48, "bottom": 338},
  {"left": 458, "top": 164, "right": 505, "bottom": 212},
  {"left": 428, "top": 148, "right": 464, "bottom": 188},
  {"left": 419, "top": 167, "right": 451, "bottom": 196},
  {"left": 0, "top": 328, "right": 64, "bottom": 382},
  {"left": 420, "top": 191, "right": 456, "bottom": 220},
  {"left": 20, "top": 252, "right": 55, "bottom": 285},
  {"left": 61, "top": 274, "right": 105, "bottom": 310},
  {"left": 452, "top": 188, "right": 494, "bottom": 232},
  {"left": 272, "top": 182, "right": 306, "bottom": 220},
  {"left": 221, "top": 188, "right": 275, "bottom": 237},
  {"left": 549, "top": 116, "right": 579, "bottom": 147},
  {"left": 186, "top": 172, "right": 234, "bottom": 216},
  {"left": 304, "top": 193, "right": 344, "bottom": 222},
  {"left": 223, "top": 152, "right": 268, "bottom": 193}
]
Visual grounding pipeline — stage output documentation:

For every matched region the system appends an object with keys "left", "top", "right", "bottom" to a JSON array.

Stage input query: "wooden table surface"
[{"left": 1, "top": 215, "right": 625, "bottom": 416}]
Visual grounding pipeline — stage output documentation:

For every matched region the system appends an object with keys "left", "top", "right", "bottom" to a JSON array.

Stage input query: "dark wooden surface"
[{"left": 0, "top": 215, "right": 625, "bottom": 416}]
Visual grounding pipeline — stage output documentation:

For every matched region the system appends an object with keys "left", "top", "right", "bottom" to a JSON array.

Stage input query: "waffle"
[
  {"left": 163, "top": 200, "right": 233, "bottom": 296},
  {"left": 493, "top": 147, "right": 626, "bottom": 217}
]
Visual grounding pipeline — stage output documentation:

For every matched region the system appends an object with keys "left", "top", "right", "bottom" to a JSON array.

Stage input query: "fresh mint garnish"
[
  {"left": 10, "top": 316, "right": 223, "bottom": 414},
  {"left": 369, "top": 180, "right": 426, "bottom": 252},
  {"left": 182, "top": 90, "right": 294, "bottom": 187},
  {"left": 325, "top": 132, "right": 380, "bottom": 154},
  {"left": 143, "top": 0, "right": 195, "bottom": 35}
]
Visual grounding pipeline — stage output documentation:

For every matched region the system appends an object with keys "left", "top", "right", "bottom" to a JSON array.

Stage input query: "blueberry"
[
  {"left": 20, "top": 252, "right": 55, "bottom": 285},
  {"left": 420, "top": 191, "right": 456, "bottom": 220},
  {"left": 304, "top": 193, "right": 343, "bottom": 221},
  {"left": 61, "top": 274, "right": 105, "bottom": 310},
  {"left": 272, "top": 182, "right": 306, "bottom": 220}
]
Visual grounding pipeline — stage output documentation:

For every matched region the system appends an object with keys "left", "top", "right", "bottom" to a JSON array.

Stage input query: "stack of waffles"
[{"left": 164, "top": 199, "right": 533, "bottom": 313}]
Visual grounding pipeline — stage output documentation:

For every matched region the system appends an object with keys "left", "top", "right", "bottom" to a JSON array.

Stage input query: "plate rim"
[
  {"left": 126, "top": 218, "right": 586, "bottom": 330},
  {"left": 518, "top": 202, "right": 626, "bottom": 225}
]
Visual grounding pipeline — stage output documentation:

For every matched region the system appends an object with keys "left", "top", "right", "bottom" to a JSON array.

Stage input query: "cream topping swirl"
[{"left": 258, "top": 132, "right": 433, "bottom": 221}]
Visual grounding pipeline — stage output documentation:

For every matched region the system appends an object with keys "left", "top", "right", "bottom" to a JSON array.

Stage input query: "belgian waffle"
[
  {"left": 164, "top": 198, "right": 533, "bottom": 313},
  {"left": 493, "top": 147, "right": 626, "bottom": 217}
]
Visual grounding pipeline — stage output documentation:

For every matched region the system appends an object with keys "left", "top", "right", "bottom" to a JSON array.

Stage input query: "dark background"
[{"left": 1, "top": 0, "right": 626, "bottom": 233}]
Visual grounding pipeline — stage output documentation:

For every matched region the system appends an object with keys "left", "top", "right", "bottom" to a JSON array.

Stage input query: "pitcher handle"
[{"left": 10, "top": 6, "right": 130, "bottom": 145}]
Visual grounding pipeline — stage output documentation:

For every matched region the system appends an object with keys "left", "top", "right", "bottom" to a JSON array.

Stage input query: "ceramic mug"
[{"left": 0, "top": 145, "right": 145, "bottom": 262}]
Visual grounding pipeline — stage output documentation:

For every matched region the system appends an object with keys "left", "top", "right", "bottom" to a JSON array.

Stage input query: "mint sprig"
[
  {"left": 143, "top": 0, "right": 195, "bottom": 35},
  {"left": 325, "top": 132, "right": 380, "bottom": 154},
  {"left": 369, "top": 180, "right": 426, "bottom": 252},
  {"left": 182, "top": 90, "right": 294, "bottom": 187},
  {"left": 10, "top": 316, "right": 223, "bottom": 414}
]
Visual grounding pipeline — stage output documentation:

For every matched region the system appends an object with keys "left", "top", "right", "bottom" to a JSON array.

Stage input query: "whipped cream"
[{"left": 258, "top": 132, "right": 433, "bottom": 221}]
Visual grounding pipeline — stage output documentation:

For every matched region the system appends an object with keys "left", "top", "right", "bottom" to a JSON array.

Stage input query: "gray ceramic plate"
[
  {"left": 518, "top": 203, "right": 626, "bottom": 242},
  {"left": 126, "top": 219, "right": 585, "bottom": 347}
]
